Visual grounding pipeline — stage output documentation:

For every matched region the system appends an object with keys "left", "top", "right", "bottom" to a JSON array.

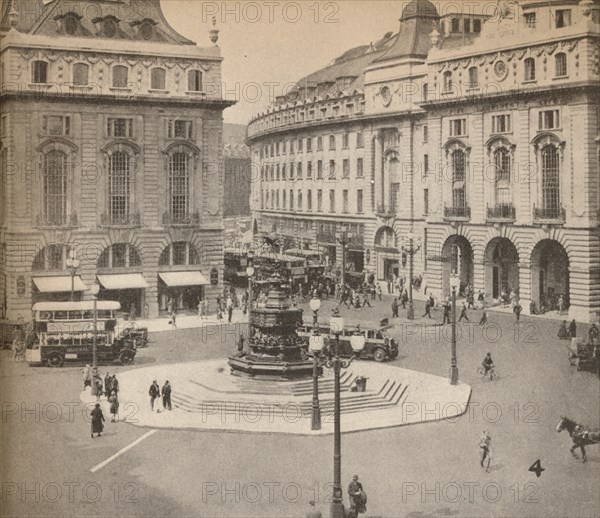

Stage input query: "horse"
[{"left": 556, "top": 416, "right": 600, "bottom": 463}]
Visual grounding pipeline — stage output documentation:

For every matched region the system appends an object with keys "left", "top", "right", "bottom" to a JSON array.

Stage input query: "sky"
[{"left": 161, "top": 1, "right": 419, "bottom": 125}]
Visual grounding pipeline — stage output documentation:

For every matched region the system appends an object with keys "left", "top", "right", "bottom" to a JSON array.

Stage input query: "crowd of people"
[{"left": 82, "top": 365, "right": 121, "bottom": 437}]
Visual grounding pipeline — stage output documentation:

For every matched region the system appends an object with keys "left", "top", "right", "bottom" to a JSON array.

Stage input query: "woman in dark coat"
[
  {"left": 557, "top": 320, "right": 569, "bottom": 340},
  {"left": 91, "top": 403, "right": 105, "bottom": 438}
]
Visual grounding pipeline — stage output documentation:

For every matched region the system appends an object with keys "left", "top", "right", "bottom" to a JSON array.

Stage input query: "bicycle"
[{"left": 477, "top": 365, "right": 499, "bottom": 381}]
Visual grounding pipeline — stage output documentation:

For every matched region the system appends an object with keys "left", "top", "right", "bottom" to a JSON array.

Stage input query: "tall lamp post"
[
  {"left": 336, "top": 228, "right": 354, "bottom": 288},
  {"left": 402, "top": 231, "right": 421, "bottom": 320},
  {"left": 308, "top": 296, "right": 322, "bottom": 430},
  {"left": 246, "top": 250, "right": 255, "bottom": 339},
  {"left": 65, "top": 250, "right": 80, "bottom": 302},
  {"left": 90, "top": 282, "right": 100, "bottom": 369},
  {"left": 325, "top": 309, "right": 366, "bottom": 518},
  {"left": 449, "top": 275, "right": 460, "bottom": 385}
]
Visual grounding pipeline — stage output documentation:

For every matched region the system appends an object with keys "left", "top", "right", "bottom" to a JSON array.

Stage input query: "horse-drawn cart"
[{"left": 568, "top": 339, "right": 599, "bottom": 374}]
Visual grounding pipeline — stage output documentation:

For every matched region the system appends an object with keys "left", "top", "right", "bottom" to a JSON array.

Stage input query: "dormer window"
[
  {"left": 131, "top": 18, "right": 158, "bottom": 40},
  {"left": 93, "top": 16, "right": 120, "bottom": 38},
  {"left": 55, "top": 12, "right": 82, "bottom": 35},
  {"left": 105, "top": 19, "right": 117, "bottom": 37}
]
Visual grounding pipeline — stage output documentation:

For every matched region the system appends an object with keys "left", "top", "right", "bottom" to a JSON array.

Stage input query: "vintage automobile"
[
  {"left": 569, "top": 339, "right": 600, "bottom": 374},
  {"left": 118, "top": 324, "right": 149, "bottom": 348},
  {"left": 296, "top": 322, "right": 398, "bottom": 362}
]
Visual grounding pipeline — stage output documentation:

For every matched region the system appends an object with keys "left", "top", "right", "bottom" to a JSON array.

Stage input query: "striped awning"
[
  {"left": 159, "top": 271, "right": 209, "bottom": 287},
  {"left": 33, "top": 276, "right": 87, "bottom": 293},
  {"left": 97, "top": 274, "right": 148, "bottom": 290}
]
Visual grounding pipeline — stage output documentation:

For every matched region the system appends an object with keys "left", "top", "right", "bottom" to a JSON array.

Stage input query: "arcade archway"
[
  {"left": 484, "top": 238, "right": 519, "bottom": 300},
  {"left": 531, "top": 240, "right": 569, "bottom": 313},
  {"left": 442, "top": 235, "right": 474, "bottom": 297}
]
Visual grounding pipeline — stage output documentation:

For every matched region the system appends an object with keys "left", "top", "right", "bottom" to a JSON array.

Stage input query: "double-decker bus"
[{"left": 25, "top": 302, "right": 137, "bottom": 367}]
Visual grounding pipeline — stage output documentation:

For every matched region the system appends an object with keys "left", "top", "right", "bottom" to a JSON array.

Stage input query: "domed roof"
[{"left": 400, "top": 0, "right": 439, "bottom": 21}]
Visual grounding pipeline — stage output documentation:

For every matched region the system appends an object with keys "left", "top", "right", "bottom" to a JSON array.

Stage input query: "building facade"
[
  {"left": 0, "top": 0, "right": 233, "bottom": 322},
  {"left": 247, "top": 0, "right": 600, "bottom": 322}
]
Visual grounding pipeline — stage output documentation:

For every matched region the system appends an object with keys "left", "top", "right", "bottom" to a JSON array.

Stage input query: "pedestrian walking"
[
  {"left": 169, "top": 309, "right": 177, "bottom": 329},
  {"left": 513, "top": 302, "right": 522, "bottom": 323},
  {"left": 82, "top": 364, "right": 92, "bottom": 390},
  {"left": 90, "top": 403, "right": 105, "bottom": 438},
  {"left": 458, "top": 302, "right": 469, "bottom": 322},
  {"left": 162, "top": 380, "right": 172, "bottom": 411},
  {"left": 226, "top": 296, "right": 234, "bottom": 323},
  {"left": 149, "top": 380, "right": 161, "bottom": 412},
  {"left": 104, "top": 372, "right": 112, "bottom": 396},
  {"left": 347, "top": 475, "right": 367, "bottom": 514},
  {"left": 129, "top": 302, "right": 136, "bottom": 322},
  {"left": 401, "top": 290, "right": 408, "bottom": 309},
  {"left": 558, "top": 320, "right": 569, "bottom": 340},
  {"left": 92, "top": 375, "right": 103, "bottom": 402},
  {"left": 377, "top": 285, "right": 382, "bottom": 301},
  {"left": 306, "top": 500, "right": 322, "bottom": 518},
  {"left": 467, "top": 291, "right": 475, "bottom": 310},
  {"left": 442, "top": 300, "right": 451, "bottom": 325},
  {"left": 479, "top": 311, "right": 488, "bottom": 326},
  {"left": 203, "top": 299, "right": 209, "bottom": 317},
  {"left": 361, "top": 292, "right": 371, "bottom": 308},
  {"left": 198, "top": 300, "right": 204, "bottom": 319},
  {"left": 422, "top": 298, "right": 432, "bottom": 319},
  {"left": 568, "top": 319, "right": 577, "bottom": 339},
  {"left": 479, "top": 431, "right": 492, "bottom": 472},
  {"left": 589, "top": 323, "right": 600, "bottom": 345},
  {"left": 111, "top": 375, "right": 119, "bottom": 394},
  {"left": 108, "top": 391, "right": 119, "bottom": 423},
  {"left": 391, "top": 298, "right": 399, "bottom": 318}
]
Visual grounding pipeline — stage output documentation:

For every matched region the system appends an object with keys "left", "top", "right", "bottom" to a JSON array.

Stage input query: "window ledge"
[
  {"left": 185, "top": 90, "right": 207, "bottom": 96},
  {"left": 109, "top": 87, "right": 133, "bottom": 92},
  {"left": 552, "top": 75, "right": 569, "bottom": 80},
  {"left": 148, "top": 88, "right": 170, "bottom": 94},
  {"left": 28, "top": 83, "right": 52, "bottom": 89},
  {"left": 69, "top": 84, "right": 94, "bottom": 90},
  {"left": 522, "top": 80, "right": 537, "bottom": 84}
]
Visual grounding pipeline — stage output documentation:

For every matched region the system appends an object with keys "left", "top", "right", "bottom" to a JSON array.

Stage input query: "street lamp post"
[
  {"left": 90, "top": 283, "right": 100, "bottom": 369},
  {"left": 246, "top": 250, "right": 255, "bottom": 340},
  {"left": 309, "top": 296, "right": 322, "bottom": 430},
  {"left": 336, "top": 228, "right": 354, "bottom": 288},
  {"left": 450, "top": 275, "right": 460, "bottom": 385},
  {"left": 65, "top": 250, "right": 80, "bottom": 302},
  {"left": 402, "top": 232, "right": 421, "bottom": 320},
  {"left": 326, "top": 309, "right": 366, "bottom": 518}
]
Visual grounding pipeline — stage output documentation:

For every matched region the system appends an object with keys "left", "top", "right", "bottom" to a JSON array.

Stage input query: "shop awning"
[
  {"left": 97, "top": 274, "right": 148, "bottom": 290},
  {"left": 33, "top": 276, "right": 87, "bottom": 293},
  {"left": 159, "top": 271, "right": 209, "bottom": 287}
]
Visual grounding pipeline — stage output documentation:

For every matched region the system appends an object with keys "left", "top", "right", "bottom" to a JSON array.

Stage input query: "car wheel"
[
  {"left": 119, "top": 350, "right": 134, "bottom": 364},
  {"left": 47, "top": 353, "right": 64, "bottom": 367},
  {"left": 373, "top": 348, "right": 386, "bottom": 362}
]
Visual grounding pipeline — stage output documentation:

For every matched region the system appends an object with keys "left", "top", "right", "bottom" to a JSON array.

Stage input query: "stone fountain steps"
[
  {"left": 171, "top": 380, "right": 409, "bottom": 417},
  {"left": 231, "top": 370, "right": 356, "bottom": 396}
]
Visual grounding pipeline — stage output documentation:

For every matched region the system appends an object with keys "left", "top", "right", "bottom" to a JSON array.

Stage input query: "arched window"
[
  {"left": 98, "top": 243, "right": 142, "bottom": 269},
  {"left": 43, "top": 150, "right": 68, "bottom": 226},
  {"left": 494, "top": 148, "right": 511, "bottom": 206},
  {"left": 524, "top": 57, "right": 536, "bottom": 81},
  {"left": 168, "top": 152, "right": 190, "bottom": 220},
  {"left": 452, "top": 150, "right": 466, "bottom": 208},
  {"left": 32, "top": 244, "right": 68, "bottom": 271},
  {"left": 151, "top": 68, "right": 166, "bottom": 90},
  {"left": 112, "top": 65, "right": 128, "bottom": 88},
  {"left": 555, "top": 53, "right": 567, "bottom": 77},
  {"left": 159, "top": 242, "right": 200, "bottom": 266},
  {"left": 541, "top": 145, "right": 560, "bottom": 214},
  {"left": 108, "top": 151, "right": 132, "bottom": 222}
]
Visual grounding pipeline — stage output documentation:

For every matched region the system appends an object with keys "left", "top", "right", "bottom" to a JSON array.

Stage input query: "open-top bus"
[{"left": 25, "top": 301, "right": 137, "bottom": 367}]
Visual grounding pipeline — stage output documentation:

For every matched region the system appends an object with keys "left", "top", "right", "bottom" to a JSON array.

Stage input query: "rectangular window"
[
  {"left": 32, "top": 61, "right": 48, "bottom": 84},
  {"left": 317, "top": 137, "right": 323, "bottom": 151},
  {"left": 346, "top": 104, "right": 354, "bottom": 115},
  {"left": 329, "top": 189, "right": 335, "bottom": 212},
  {"left": 112, "top": 66, "right": 128, "bottom": 88},
  {"left": 168, "top": 152, "right": 190, "bottom": 218},
  {"left": 151, "top": 68, "right": 166, "bottom": 90},
  {"left": 343, "top": 190, "right": 349, "bottom": 213},
  {"left": 297, "top": 162, "right": 303, "bottom": 179},
  {"left": 282, "top": 164, "right": 287, "bottom": 181},
  {"left": 342, "top": 133, "right": 349, "bottom": 149},
  {"left": 168, "top": 120, "right": 193, "bottom": 139},
  {"left": 298, "top": 190, "right": 303, "bottom": 210},
  {"left": 357, "top": 189, "right": 363, "bottom": 213},
  {"left": 317, "top": 190, "right": 323, "bottom": 211},
  {"left": 524, "top": 12, "right": 536, "bottom": 28},
  {"left": 317, "top": 160, "right": 323, "bottom": 179},
  {"left": 491, "top": 114, "right": 511, "bottom": 134},
  {"left": 307, "top": 189, "right": 312, "bottom": 210},
  {"left": 539, "top": 109, "right": 560, "bottom": 130},
  {"left": 449, "top": 118, "right": 467, "bottom": 136},
  {"left": 332, "top": 106, "right": 339, "bottom": 116},
  {"left": 443, "top": 72, "right": 453, "bottom": 92},
  {"left": 451, "top": 18, "right": 460, "bottom": 33},
  {"left": 555, "top": 53, "right": 567, "bottom": 77},
  {"left": 343, "top": 159, "right": 349, "bottom": 178},
  {"left": 356, "top": 132, "right": 364, "bottom": 148},
  {"left": 424, "top": 189, "right": 429, "bottom": 214},
  {"left": 188, "top": 70, "right": 202, "bottom": 92},
  {"left": 555, "top": 9, "right": 572, "bottom": 28},
  {"left": 298, "top": 138, "right": 303, "bottom": 152},
  {"left": 524, "top": 58, "right": 536, "bottom": 81},
  {"left": 289, "top": 189, "right": 293, "bottom": 210},
  {"left": 72, "top": 63, "right": 89, "bottom": 86},
  {"left": 43, "top": 115, "right": 71, "bottom": 136},
  {"left": 474, "top": 19, "right": 481, "bottom": 32},
  {"left": 307, "top": 138, "right": 312, "bottom": 152},
  {"left": 282, "top": 141, "right": 287, "bottom": 155},
  {"left": 328, "top": 160, "right": 336, "bottom": 180},
  {"left": 424, "top": 154, "right": 429, "bottom": 177},
  {"left": 290, "top": 140, "right": 294, "bottom": 154},
  {"left": 307, "top": 161, "right": 312, "bottom": 179},
  {"left": 108, "top": 151, "right": 131, "bottom": 220},
  {"left": 173, "top": 242, "right": 187, "bottom": 265},
  {"left": 107, "top": 118, "right": 133, "bottom": 138},
  {"left": 357, "top": 158, "right": 364, "bottom": 178},
  {"left": 423, "top": 125, "right": 428, "bottom": 142},
  {"left": 464, "top": 18, "right": 471, "bottom": 32},
  {"left": 468, "top": 67, "right": 479, "bottom": 88}
]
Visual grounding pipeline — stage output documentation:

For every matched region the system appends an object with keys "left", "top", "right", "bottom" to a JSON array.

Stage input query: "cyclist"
[{"left": 481, "top": 352, "right": 494, "bottom": 378}]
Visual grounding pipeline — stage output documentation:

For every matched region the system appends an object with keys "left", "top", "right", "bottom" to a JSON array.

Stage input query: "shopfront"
[{"left": 158, "top": 271, "right": 209, "bottom": 314}]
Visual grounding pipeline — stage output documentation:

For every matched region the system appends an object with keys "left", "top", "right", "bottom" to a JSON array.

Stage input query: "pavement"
[{"left": 79, "top": 359, "right": 471, "bottom": 435}]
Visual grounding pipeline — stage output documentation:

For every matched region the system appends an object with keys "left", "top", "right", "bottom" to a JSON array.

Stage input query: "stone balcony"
[
  {"left": 533, "top": 206, "right": 566, "bottom": 224},
  {"left": 486, "top": 204, "right": 516, "bottom": 222},
  {"left": 444, "top": 205, "right": 471, "bottom": 221}
]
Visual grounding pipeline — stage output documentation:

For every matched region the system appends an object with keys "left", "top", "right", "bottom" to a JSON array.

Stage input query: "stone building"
[
  {"left": 0, "top": 0, "right": 234, "bottom": 322},
  {"left": 247, "top": 0, "right": 600, "bottom": 322}
]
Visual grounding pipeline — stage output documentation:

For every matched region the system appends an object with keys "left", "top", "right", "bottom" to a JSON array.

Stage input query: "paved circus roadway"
[{"left": 1, "top": 298, "right": 598, "bottom": 518}]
